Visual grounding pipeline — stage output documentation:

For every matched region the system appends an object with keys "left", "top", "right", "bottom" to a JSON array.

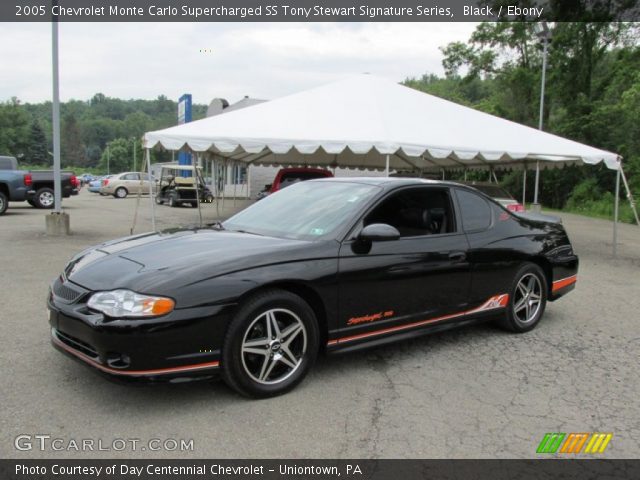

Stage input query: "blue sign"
[{"left": 178, "top": 94, "right": 192, "bottom": 173}]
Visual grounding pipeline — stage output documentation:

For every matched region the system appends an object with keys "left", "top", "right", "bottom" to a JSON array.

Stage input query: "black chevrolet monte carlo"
[{"left": 49, "top": 178, "right": 578, "bottom": 398}]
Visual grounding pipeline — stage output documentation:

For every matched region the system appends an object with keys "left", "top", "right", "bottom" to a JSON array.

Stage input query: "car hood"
[{"left": 65, "top": 228, "right": 313, "bottom": 293}]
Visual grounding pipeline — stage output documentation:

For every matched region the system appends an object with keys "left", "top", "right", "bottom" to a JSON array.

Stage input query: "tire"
[
  {"left": 205, "top": 194, "right": 214, "bottom": 204},
  {"left": 499, "top": 262, "right": 548, "bottom": 333},
  {"left": 0, "top": 191, "right": 7, "bottom": 215},
  {"left": 222, "top": 289, "right": 320, "bottom": 398},
  {"left": 114, "top": 187, "right": 128, "bottom": 199},
  {"left": 168, "top": 193, "right": 177, "bottom": 207},
  {"left": 34, "top": 187, "right": 55, "bottom": 209},
  {"left": 189, "top": 201, "right": 197, "bottom": 208},
  {"left": 155, "top": 195, "right": 164, "bottom": 205}
]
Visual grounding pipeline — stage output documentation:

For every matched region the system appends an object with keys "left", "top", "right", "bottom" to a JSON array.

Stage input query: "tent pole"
[
  {"left": 619, "top": 165, "right": 640, "bottom": 226},
  {"left": 194, "top": 152, "right": 202, "bottom": 227},
  {"left": 522, "top": 168, "right": 527, "bottom": 208},
  {"left": 613, "top": 164, "right": 620, "bottom": 258},
  {"left": 146, "top": 148, "right": 156, "bottom": 232},
  {"left": 492, "top": 169, "right": 499, "bottom": 184},
  {"left": 533, "top": 161, "right": 540, "bottom": 211},
  {"left": 464, "top": 170, "right": 467, "bottom": 181},
  {"left": 385, "top": 155, "right": 390, "bottom": 177},
  {"left": 233, "top": 161, "right": 237, "bottom": 207}
]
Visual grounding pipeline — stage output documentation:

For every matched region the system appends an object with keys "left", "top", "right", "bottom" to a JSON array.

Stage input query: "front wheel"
[
  {"left": 0, "top": 191, "right": 7, "bottom": 215},
  {"left": 222, "top": 290, "right": 319, "bottom": 398},
  {"left": 499, "top": 263, "right": 548, "bottom": 333},
  {"left": 114, "top": 187, "right": 128, "bottom": 199}
]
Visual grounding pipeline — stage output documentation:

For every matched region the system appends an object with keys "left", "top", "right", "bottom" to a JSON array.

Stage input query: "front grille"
[
  {"left": 52, "top": 277, "right": 85, "bottom": 304},
  {"left": 53, "top": 328, "right": 99, "bottom": 359}
]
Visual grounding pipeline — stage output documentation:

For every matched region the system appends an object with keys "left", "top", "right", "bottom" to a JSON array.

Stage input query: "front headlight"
[{"left": 87, "top": 289, "right": 175, "bottom": 318}]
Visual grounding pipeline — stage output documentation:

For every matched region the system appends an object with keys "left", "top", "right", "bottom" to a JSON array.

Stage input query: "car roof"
[{"left": 309, "top": 176, "right": 465, "bottom": 190}]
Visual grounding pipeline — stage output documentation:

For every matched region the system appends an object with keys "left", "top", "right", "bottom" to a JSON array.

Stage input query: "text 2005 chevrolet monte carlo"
[{"left": 48, "top": 178, "right": 578, "bottom": 397}]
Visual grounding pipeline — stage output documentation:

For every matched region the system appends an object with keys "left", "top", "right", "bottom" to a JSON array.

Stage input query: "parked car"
[
  {"left": 80, "top": 174, "right": 95, "bottom": 186},
  {"left": 0, "top": 156, "right": 78, "bottom": 213},
  {"left": 100, "top": 172, "right": 154, "bottom": 198},
  {"left": 155, "top": 165, "right": 213, "bottom": 207},
  {"left": 460, "top": 182, "right": 524, "bottom": 212},
  {"left": 48, "top": 178, "right": 578, "bottom": 397},
  {"left": 256, "top": 167, "right": 333, "bottom": 200}
]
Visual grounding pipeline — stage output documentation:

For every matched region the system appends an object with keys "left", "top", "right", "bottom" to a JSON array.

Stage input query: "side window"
[
  {"left": 364, "top": 187, "right": 456, "bottom": 237},
  {"left": 123, "top": 173, "right": 139, "bottom": 181},
  {"left": 456, "top": 189, "right": 492, "bottom": 232}
]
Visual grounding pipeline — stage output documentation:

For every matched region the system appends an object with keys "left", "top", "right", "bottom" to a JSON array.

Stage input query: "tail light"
[
  {"left": 70, "top": 175, "right": 79, "bottom": 188},
  {"left": 102, "top": 179, "right": 109, "bottom": 186},
  {"left": 507, "top": 203, "right": 525, "bottom": 212},
  {"left": 24, "top": 173, "right": 32, "bottom": 187}
]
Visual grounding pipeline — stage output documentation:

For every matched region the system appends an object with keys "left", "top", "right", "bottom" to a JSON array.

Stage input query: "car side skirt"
[{"left": 326, "top": 293, "right": 509, "bottom": 352}]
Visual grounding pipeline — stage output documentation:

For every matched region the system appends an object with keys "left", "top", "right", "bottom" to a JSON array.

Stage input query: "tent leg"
[
  {"left": 146, "top": 148, "right": 156, "bottom": 232},
  {"left": 492, "top": 169, "right": 499, "bottom": 184},
  {"left": 385, "top": 155, "right": 390, "bottom": 177},
  {"left": 619, "top": 165, "right": 640, "bottom": 226},
  {"left": 613, "top": 165, "right": 620, "bottom": 258},
  {"left": 464, "top": 170, "right": 467, "bottom": 181},
  {"left": 532, "top": 161, "right": 541, "bottom": 212},
  {"left": 522, "top": 168, "right": 527, "bottom": 208}
]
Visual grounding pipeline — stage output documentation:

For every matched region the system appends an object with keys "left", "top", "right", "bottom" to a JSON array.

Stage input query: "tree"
[
  {"left": 25, "top": 120, "right": 49, "bottom": 165},
  {"left": 0, "top": 100, "right": 31, "bottom": 158},
  {"left": 99, "top": 137, "right": 144, "bottom": 174},
  {"left": 61, "top": 113, "right": 86, "bottom": 167}
]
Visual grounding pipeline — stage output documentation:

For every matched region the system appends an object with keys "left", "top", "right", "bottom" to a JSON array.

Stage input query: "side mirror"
[{"left": 359, "top": 223, "right": 400, "bottom": 242}]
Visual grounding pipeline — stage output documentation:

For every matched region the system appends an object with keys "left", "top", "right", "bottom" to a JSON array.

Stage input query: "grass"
[{"left": 545, "top": 199, "right": 637, "bottom": 224}]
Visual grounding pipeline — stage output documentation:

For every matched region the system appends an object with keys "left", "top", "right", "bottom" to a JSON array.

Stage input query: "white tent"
[
  {"left": 144, "top": 74, "right": 619, "bottom": 172},
  {"left": 143, "top": 74, "right": 636, "bottom": 255}
]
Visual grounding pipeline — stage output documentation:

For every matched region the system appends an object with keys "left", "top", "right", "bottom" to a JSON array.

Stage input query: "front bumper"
[{"left": 48, "top": 277, "right": 233, "bottom": 382}]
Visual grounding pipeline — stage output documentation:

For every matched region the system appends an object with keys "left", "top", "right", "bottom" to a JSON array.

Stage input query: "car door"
[
  {"left": 335, "top": 186, "right": 471, "bottom": 344},
  {"left": 126, "top": 173, "right": 140, "bottom": 194}
]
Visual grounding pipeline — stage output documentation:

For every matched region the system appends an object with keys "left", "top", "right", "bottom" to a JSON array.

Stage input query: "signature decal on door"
[{"left": 347, "top": 310, "right": 395, "bottom": 326}]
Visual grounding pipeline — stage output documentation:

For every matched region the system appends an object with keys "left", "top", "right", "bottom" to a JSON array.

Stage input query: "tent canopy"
[{"left": 143, "top": 75, "right": 620, "bottom": 171}]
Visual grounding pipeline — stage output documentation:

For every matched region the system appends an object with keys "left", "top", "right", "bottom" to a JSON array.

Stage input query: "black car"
[{"left": 48, "top": 178, "right": 578, "bottom": 398}]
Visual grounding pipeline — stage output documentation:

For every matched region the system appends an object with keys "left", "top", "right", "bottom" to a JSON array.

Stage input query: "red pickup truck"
[{"left": 256, "top": 167, "right": 333, "bottom": 200}]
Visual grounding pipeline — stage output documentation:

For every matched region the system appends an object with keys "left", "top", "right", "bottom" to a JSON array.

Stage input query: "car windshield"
[{"left": 223, "top": 181, "right": 380, "bottom": 240}]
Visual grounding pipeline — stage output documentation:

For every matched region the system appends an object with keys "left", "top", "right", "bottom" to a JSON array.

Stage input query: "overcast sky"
[{"left": 1, "top": 22, "right": 476, "bottom": 105}]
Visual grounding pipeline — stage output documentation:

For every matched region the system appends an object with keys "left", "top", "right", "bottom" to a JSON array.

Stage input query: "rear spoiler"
[{"left": 514, "top": 212, "right": 562, "bottom": 224}]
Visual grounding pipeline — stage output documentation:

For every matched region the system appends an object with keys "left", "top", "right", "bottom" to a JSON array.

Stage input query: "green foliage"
[
  {"left": 0, "top": 98, "right": 31, "bottom": 159},
  {"left": 25, "top": 120, "right": 49, "bottom": 165},
  {"left": 406, "top": 20, "right": 640, "bottom": 219},
  {"left": 98, "top": 137, "right": 145, "bottom": 174}
]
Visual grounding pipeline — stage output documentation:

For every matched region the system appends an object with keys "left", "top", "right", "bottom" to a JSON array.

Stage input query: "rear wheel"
[
  {"left": 499, "top": 262, "right": 547, "bottom": 333},
  {"left": 155, "top": 194, "right": 164, "bottom": 205},
  {"left": 34, "top": 187, "right": 55, "bottom": 209},
  {"left": 114, "top": 187, "right": 128, "bottom": 199},
  {"left": 0, "top": 191, "right": 7, "bottom": 215},
  {"left": 189, "top": 201, "right": 197, "bottom": 208},
  {"left": 168, "top": 193, "right": 178, "bottom": 207},
  {"left": 222, "top": 290, "right": 319, "bottom": 398}
]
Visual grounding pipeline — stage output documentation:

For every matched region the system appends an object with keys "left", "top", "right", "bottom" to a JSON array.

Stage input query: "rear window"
[
  {"left": 472, "top": 185, "right": 512, "bottom": 199},
  {"left": 279, "top": 171, "right": 329, "bottom": 188},
  {"left": 456, "top": 189, "right": 492, "bottom": 232}
]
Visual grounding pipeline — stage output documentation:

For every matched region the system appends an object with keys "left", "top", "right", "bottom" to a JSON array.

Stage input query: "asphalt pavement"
[{"left": 1, "top": 189, "right": 638, "bottom": 459}]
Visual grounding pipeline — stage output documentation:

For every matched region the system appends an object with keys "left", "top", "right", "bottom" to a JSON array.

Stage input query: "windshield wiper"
[
  {"left": 228, "top": 229, "right": 264, "bottom": 236},
  {"left": 207, "top": 221, "right": 225, "bottom": 230}
]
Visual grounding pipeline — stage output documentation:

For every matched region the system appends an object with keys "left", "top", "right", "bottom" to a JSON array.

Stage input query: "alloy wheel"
[
  {"left": 240, "top": 308, "right": 307, "bottom": 385},
  {"left": 513, "top": 273, "right": 542, "bottom": 324},
  {"left": 39, "top": 191, "right": 54, "bottom": 207}
]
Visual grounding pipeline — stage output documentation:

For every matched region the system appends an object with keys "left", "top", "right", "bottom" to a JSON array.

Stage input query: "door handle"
[{"left": 448, "top": 251, "right": 467, "bottom": 262}]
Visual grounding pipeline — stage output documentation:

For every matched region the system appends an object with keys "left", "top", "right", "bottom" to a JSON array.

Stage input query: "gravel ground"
[{"left": 1, "top": 189, "right": 639, "bottom": 459}]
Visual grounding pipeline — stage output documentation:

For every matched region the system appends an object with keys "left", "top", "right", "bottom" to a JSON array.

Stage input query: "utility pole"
[{"left": 45, "top": 4, "right": 70, "bottom": 235}]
